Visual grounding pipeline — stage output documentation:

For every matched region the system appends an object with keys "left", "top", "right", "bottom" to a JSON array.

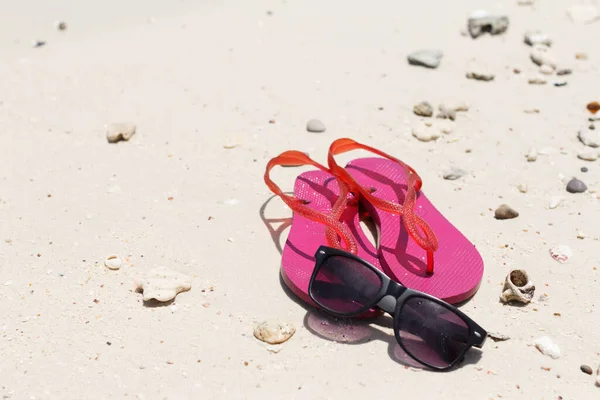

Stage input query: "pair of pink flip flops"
[{"left": 264, "top": 138, "right": 483, "bottom": 309}]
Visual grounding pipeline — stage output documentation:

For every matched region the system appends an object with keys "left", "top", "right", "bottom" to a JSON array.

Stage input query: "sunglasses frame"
[{"left": 308, "top": 246, "right": 487, "bottom": 371}]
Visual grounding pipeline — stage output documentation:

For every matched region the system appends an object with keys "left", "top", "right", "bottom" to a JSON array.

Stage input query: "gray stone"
[
  {"left": 468, "top": 13, "right": 509, "bottom": 38},
  {"left": 443, "top": 167, "right": 467, "bottom": 180},
  {"left": 407, "top": 50, "right": 443, "bottom": 69},
  {"left": 306, "top": 119, "right": 326, "bottom": 133},
  {"left": 413, "top": 101, "right": 434, "bottom": 117},
  {"left": 566, "top": 178, "right": 587, "bottom": 193}
]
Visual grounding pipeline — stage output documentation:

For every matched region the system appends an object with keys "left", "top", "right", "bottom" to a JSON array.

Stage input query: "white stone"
[
  {"left": 534, "top": 336, "right": 561, "bottom": 359},
  {"left": 530, "top": 45, "right": 557, "bottom": 69},
  {"left": 578, "top": 126, "right": 600, "bottom": 147},
  {"left": 524, "top": 31, "right": 552, "bottom": 47},
  {"left": 547, "top": 197, "right": 562, "bottom": 209},
  {"left": 526, "top": 148, "right": 538, "bottom": 161},
  {"left": 567, "top": 5, "right": 600, "bottom": 24},
  {"left": 412, "top": 124, "right": 441, "bottom": 142},
  {"left": 134, "top": 267, "right": 192, "bottom": 302},
  {"left": 577, "top": 149, "right": 599, "bottom": 161},
  {"left": 106, "top": 122, "right": 136, "bottom": 143}
]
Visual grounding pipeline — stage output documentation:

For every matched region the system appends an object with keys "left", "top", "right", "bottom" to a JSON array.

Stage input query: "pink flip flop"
[
  {"left": 327, "top": 138, "right": 483, "bottom": 304},
  {"left": 264, "top": 150, "right": 382, "bottom": 313}
]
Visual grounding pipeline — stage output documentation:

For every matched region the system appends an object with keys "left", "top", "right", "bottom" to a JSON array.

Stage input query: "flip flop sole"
[
  {"left": 281, "top": 170, "right": 381, "bottom": 309},
  {"left": 345, "top": 158, "right": 484, "bottom": 304}
]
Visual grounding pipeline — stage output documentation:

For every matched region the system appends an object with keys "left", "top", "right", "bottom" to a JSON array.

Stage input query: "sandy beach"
[{"left": 1, "top": 0, "right": 599, "bottom": 398}]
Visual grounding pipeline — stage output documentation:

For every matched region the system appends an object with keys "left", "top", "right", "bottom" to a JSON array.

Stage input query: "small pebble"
[
  {"left": 413, "top": 101, "right": 434, "bottom": 117},
  {"left": 566, "top": 178, "right": 587, "bottom": 193},
  {"left": 556, "top": 69, "right": 572, "bottom": 76},
  {"left": 442, "top": 167, "right": 467, "bottom": 180},
  {"left": 106, "top": 122, "right": 136, "bottom": 143},
  {"left": 104, "top": 254, "right": 122, "bottom": 270},
  {"left": 581, "top": 365, "right": 593, "bottom": 375},
  {"left": 253, "top": 320, "right": 296, "bottom": 344},
  {"left": 567, "top": 4, "right": 600, "bottom": 24},
  {"left": 134, "top": 267, "right": 192, "bottom": 302},
  {"left": 576, "top": 230, "right": 585, "bottom": 239},
  {"left": 547, "top": 197, "right": 562, "bottom": 209},
  {"left": 467, "top": 12, "right": 509, "bottom": 38},
  {"left": 32, "top": 40, "right": 46, "bottom": 48},
  {"left": 578, "top": 126, "right": 600, "bottom": 147},
  {"left": 518, "top": 184, "right": 528, "bottom": 193},
  {"left": 436, "top": 104, "right": 456, "bottom": 120},
  {"left": 575, "top": 52, "right": 588, "bottom": 60},
  {"left": 577, "top": 149, "right": 599, "bottom": 161},
  {"left": 466, "top": 70, "right": 495, "bottom": 81},
  {"left": 306, "top": 119, "right": 326, "bottom": 133},
  {"left": 539, "top": 65, "right": 554, "bottom": 75},
  {"left": 524, "top": 31, "right": 552, "bottom": 47},
  {"left": 495, "top": 204, "right": 519, "bottom": 220},
  {"left": 530, "top": 45, "right": 557, "bottom": 69},
  {"left": 553, "top": 81, "right": 568, "bottom": 87},
  {"left": 488, "top": 332, "right": 511, "bottom": 342},
  {"left": 55, "top": 21, "right": 67, "bottom": 31},
  {"left": 526, "top": 148, "right": 538, "bottom": 162},
  {"left": 581, "top": 166, "right": 589, "bottom": 172},
  {"left": 407, "top": 50, "right": 443, "bottom": 69},
  {"left": 534, "top": 336, "right": 561, "bottom": 359},
  {"left": 528, "top": 76, "right": 547, "bottom": 85},
  {"left": 412, "top": 124, "right": 440, "bottom": 142},
  {"left": 587, "top": 101, "right": 600, "bottom": 115}
]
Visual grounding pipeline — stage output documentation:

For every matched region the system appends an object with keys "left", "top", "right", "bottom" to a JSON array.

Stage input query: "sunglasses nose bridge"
[{"left": 376, "top": 295, "right": 397, "bottom": 314}]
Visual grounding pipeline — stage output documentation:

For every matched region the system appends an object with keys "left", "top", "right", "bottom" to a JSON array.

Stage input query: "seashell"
[
  {"left": 549, "top": 245, "right": 573, "bottom": 263},
  {"left": 104, "top": 254, "right": 122, "bottom": 270},
  {"left": 134, "top": 267, "right": 192, "bottom": 302},
  {"left": 534, "top": 336, "right": 560, "bottom": 359},
  {"left": 500, "top": 269, "right": 535, "bottom": 304},
  {"left": 518, "top": 183, "right": 528, "bottom": 193},
  {"left": 253, "top": 320, "right": 296, "bottom": 344}
]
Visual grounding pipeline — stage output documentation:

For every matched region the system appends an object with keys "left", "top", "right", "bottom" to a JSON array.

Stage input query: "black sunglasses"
[{"left": 308, "top": 246, "right": 487, "bottom": 371}]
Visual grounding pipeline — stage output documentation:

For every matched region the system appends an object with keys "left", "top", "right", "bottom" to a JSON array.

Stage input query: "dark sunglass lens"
[
  {"left": 397, "top": 296, "right": 470, "bottom": 368},
  {"left": 310, "top": 255, "right": 383, "bottom": 315}
]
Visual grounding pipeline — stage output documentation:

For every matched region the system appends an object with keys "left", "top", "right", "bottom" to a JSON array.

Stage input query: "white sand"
[{"left": 1, "top": 0, "right": 599, "bottom": 398}]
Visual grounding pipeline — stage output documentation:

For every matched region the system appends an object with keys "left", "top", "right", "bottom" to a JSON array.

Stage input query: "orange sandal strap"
[
  {"left": 264, "top": 150, "right": 358, "bottom": 254},
  {"left": 328, "top": 138, "right": 438, "bottom": 274}
]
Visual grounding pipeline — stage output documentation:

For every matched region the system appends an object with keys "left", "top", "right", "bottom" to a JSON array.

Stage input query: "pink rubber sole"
[
  {"left": 345, "top": 158, "right": 484, "bottom": 304},
  {"left": 281, "top": 170, "right": 382, "bottom": 311}
]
